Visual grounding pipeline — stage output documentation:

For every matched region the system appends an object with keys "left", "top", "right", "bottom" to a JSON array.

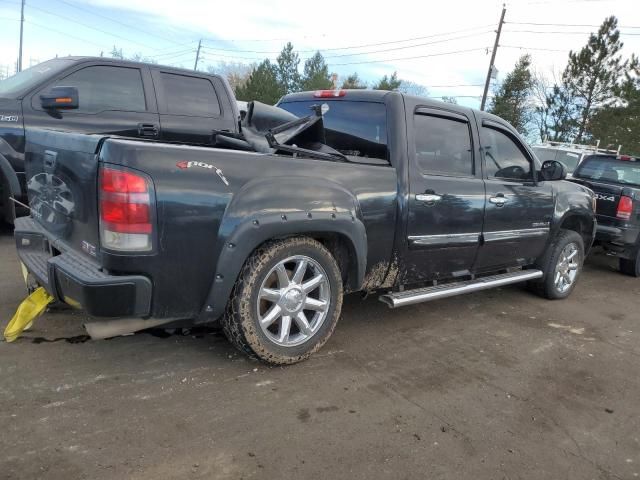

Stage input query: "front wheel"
[
  {"left": 222, "top": 237, "right": 343, "bottom": 365},
  {"left": 531, "top": 230, "right": 585, "bottom": 299}
]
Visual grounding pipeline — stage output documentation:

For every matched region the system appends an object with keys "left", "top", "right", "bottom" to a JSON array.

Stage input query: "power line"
[
  {"left": 506, "top": 21, "right": 640, "bottom": 29},
  {"left": 501, "top": 45, "right": 570, "bottom": 52},
  {"left": 201, "top": 24, "right": 496, "bottom": 55},
  {"left": 323, "top": 31, "right": 494, "bottom": 59},
  {"left": 25, "top": 19, "right": 111, "bottom": 49},
  {"left": 504, "top": 29, "right": 640, "bottom": 36},
  {"left": 51, "top": 0, "right": 189, "bottom": 47},
  {"left": 327, "top": 47, "right": 489, "bottom": 67},
  {"left": 26, "top": 2, "right": 158, "bottom": 50}
]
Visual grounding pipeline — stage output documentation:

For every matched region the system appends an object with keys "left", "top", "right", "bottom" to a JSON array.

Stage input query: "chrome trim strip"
[
  {"left": 408, "top": 232, "right": 480, "bottom": 246},
  {"left": 379, "top": 270, "right": 543, "bottom": 308},
  {"left": 483, "top": 227, "right": 549, "bottom": 242}
]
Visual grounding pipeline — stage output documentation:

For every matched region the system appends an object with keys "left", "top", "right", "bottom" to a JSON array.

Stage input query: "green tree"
[
  {"left": 276, "top": 42, "right": 301, "bottom": 95},
  {"left": 340, "top": 73, "right": 367, "bottom": 89},
  {"left": 588, "top": 75, "right": 640, "bottom": 154},
  {"left": 235, "top": 59, "right": 282, "bottom": 104},
  {"left": 301, "top": 51, "right": 333, "bottom": 90},
  {"left": 110, "top": 46, "right": 123, "bottom": 59},
  {"left": 373, "top": 71, "right": 401, "bottom": 90},
  {"left": 563, "top": 16, "right": 629, "bottom": 142},
  {"left": 488, "top": 55, "right": 534, "bottom": 134}
]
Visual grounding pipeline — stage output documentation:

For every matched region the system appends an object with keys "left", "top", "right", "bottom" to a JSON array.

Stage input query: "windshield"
[
  {"left": 278, "top": 100, "right": 388, "bottom": 161},
  {"left": 0, "top": 59, "right": 74, "bottom": 97},
  {"left": 574, "top": 155, "right": 640, "bottom": 187},
  {"left": 532, "top": 147, "right": 581, "bottom": 173}
]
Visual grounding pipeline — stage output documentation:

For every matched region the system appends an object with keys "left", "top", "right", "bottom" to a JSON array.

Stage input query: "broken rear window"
[{"left": 278, "top": 100, "right": 388, "bottom": 161}]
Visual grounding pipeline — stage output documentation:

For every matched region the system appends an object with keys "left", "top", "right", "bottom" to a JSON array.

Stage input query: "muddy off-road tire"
[
  {"left": 619, "top": 247, "right": 640, "bottom": 277},
  {"left": 221, "top": 237, "right": 343, "bottom": 365},
  {"left": 529, "top": 229, "right": 584, "bottom": 300}
]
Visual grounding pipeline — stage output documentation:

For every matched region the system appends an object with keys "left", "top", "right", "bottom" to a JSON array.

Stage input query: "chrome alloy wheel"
[
  {"left": 554, "top": 242, "right": 579, "bottom": 293},
  {"left": 257, "top": 255, "right": 331, "bottom": 347}
]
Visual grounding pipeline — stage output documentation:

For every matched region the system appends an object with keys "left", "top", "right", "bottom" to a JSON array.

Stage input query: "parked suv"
[{"left": 0, "top": 56, "right": 239, "bottom": 223}]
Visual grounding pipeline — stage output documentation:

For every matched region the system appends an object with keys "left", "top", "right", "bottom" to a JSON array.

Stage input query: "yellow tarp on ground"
[{"left": 4, "top": 287, "right": 54, "bottom": 342}]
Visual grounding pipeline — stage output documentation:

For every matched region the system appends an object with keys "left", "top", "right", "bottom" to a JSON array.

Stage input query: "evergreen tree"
[
  {"left": 340, "top": 73, "right": 367, "bottom": 89},
  {"left": 373, "top": 72, "right": 401, "bottom": 90},
  {"left": 110, "top": 46, "right": 123, "bottom": 59},
  {"left": 563, "top": 16, "right": 628, "bottom": 142},
  {"left": 442, "top": 96, "right": 458, "bottom": 104},
  {"left": 588, "top": 73, "right": 640, "bottom": 154},
  {"left": 301, "top": 51, "right": 333, "bottom": 90},
  {"left": 235, "top": 59, "right": 282, "bottom": 105},
  {"left": 276, "top": 42, "right": 301, "bottom": 95},
  {"left": 489, "top": 55, "right": 534, "bottom": 134}
]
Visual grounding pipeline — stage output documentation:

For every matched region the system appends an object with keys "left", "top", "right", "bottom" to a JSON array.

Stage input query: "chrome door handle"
[
  {"left": 489, "top": 196, "right": 508, "bottom": 205},
  {"left": 416, "top": 194, "right": 442, "bottom": 203}
]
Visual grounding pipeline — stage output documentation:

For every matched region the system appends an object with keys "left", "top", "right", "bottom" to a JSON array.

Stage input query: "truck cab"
[{"left": 0, "top": 56, "right": 239, "bottom": 223}]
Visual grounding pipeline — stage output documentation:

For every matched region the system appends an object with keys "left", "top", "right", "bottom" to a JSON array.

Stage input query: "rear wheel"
[
  {"left": 222, "top": 237, "right": 343, "bottom": 365},
  {"left": 531, "top": 229, "right": 584, "bottom": 299},
  {"left": 619, "top": 248, "right": 640, "bottom": 277}
]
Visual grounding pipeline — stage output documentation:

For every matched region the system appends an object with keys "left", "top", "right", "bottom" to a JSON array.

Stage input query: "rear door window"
[
  {"left": 414, "top": 113, "right": 473, "bottom": 176},
  {"left": 157, "top": 73, "right": 221, "bottom": 117},
  {"left": 48, "top": 65, "right": 146, "bottom": 113},
  {"left": 278, "top": 100, "right": 388, "bottom": 161}
]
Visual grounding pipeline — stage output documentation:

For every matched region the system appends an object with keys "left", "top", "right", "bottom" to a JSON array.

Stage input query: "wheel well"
[
  {"left": 307, "top": 233, "right": 359, "bottom": 292},
  {"left": 559, "top": 215, "right": 592, "bottom": 248},
  {"left": 266, "top": 232, "right": 359, "bottom": 292}
]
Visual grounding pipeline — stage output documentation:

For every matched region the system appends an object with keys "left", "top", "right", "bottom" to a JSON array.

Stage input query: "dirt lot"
[{"left": 1, "top": 224, "right": 639, "bottom": 480}]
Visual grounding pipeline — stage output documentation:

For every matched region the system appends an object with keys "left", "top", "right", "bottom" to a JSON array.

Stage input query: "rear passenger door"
[
  {"left": 151, "top": 70, "right": 236, "bottom": 144},
  {"left": 26, "top": 63, "right": 159, "bottom": 138},
  {"left": 404, "top": 107, "right": 486, "bottom": 284}
]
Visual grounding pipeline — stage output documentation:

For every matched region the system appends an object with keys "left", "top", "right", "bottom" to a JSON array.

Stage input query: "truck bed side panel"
[{"left": 99, "top": 139, "right": 398, "bottom": 320}]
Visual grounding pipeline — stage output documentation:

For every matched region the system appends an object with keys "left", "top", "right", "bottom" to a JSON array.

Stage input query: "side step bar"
[{"left": 379, "top": 270, "right": 543, "bottom": 308}]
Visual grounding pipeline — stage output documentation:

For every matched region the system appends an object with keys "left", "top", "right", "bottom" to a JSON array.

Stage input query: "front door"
[
  {"left": 404, "top": 108, "right": 486, "bottom": 284},
  {"left": 25, "top": 64, "right": 159, "bottom": 139},
  {"left": 474, "top": 120, "right": 554, "bottom": 272}
]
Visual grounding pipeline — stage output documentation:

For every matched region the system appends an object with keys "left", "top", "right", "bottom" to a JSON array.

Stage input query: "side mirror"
[
  {"left": 40, "top": 86, "right": 79, "bottom": 110},
  {"left": 540, "top": 160, "right": 567, "bottom": 181}
]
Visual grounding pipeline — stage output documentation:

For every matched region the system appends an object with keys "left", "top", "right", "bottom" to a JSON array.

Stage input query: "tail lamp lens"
[
  {"left": 616, "top": 195, "right": 633, "bottom": 220},
  {"left": 99, "top": 166, "right": 153, "bottom": 251}
]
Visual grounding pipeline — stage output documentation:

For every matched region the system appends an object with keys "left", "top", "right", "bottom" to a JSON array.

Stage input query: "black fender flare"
[{"left": 198, "top": 176, "right": 368, "bottom": 321}]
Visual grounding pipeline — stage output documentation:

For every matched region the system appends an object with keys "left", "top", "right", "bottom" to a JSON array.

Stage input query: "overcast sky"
[{"left": 0, "top": 0, "right": 638, "bottom": 108}]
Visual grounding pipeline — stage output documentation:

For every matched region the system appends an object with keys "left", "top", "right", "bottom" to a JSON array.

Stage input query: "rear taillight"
[
  {"left": 99, "top": 166, "right": 154, "bottom": 251},
  {"left": 313, "top": 89, "right": 346, "bottom": 98},
  {"left": 616, "top": 195, "right": 633, "bottom": 221}
]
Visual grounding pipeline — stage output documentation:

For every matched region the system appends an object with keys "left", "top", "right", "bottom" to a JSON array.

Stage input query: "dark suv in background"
[
  {"left": 0, "top": 56, "right": 239, "bottom": 223},
  {"left": 572, "top": 154, "right": 640, "bottom": 276}
]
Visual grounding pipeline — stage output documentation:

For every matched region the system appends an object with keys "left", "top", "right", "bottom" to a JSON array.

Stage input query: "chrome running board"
[{"left": 379, "top": 270, "right": 543, "bottom": 308}]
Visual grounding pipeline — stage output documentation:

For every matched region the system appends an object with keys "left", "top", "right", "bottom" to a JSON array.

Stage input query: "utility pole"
[
  {"left": 194, "top": 39, "right": 202, "bottom": 71},
  {"left": 480, "top": 4, "right": 506, "bottom": 111},
  {"left": 17, "top": 0, "right": 25, "bottom": 72}
]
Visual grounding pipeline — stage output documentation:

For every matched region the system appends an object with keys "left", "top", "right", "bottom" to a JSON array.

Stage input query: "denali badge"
[
  {"left": 0, "top": 115, "right": 19, "bottom": 123},
  {"left": 176, "top": 161, "right": 229, "bottom": 186}
]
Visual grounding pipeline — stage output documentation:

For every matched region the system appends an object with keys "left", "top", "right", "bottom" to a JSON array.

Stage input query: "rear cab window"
[
  {"left": 156, "top": 72, "right": 221, "bottom": 117},
  {"left": 277, "top": 100, "right": 388, "bottom": 162},
  {"left": 574, "top": 156, "right": 640, "bottom": 187}
]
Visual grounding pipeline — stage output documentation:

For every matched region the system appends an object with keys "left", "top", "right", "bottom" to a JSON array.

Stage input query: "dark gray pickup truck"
[{"left": 14, "top": 89, "right": 596, "bottom": 363}]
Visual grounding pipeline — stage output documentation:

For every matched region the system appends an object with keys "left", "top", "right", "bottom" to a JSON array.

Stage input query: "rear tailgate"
[{"left": 25, "top": 128, "right": 104, "bottom": 258}]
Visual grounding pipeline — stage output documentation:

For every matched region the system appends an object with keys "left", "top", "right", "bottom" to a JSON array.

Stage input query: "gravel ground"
[{"left": 1, "top": 224, "right": 639, "bottom": 480}]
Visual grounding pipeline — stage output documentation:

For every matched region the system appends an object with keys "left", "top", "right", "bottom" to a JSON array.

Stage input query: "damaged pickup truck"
[{"left": 14, "top": 89, "right": 596, "bottom": 364}]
